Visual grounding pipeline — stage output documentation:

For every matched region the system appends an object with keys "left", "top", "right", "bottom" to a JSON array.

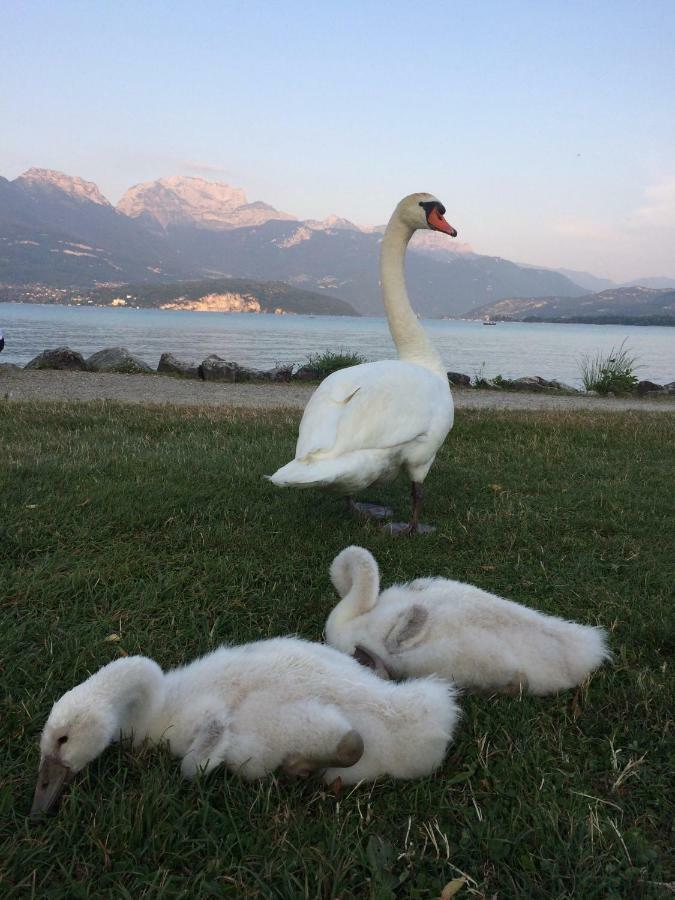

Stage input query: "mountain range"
[
  {"left": 469, "top": 286, "right": 675, "bottom": 324},
  {"left": 1, "top": 168, "right": 673, "bottom": 318}
]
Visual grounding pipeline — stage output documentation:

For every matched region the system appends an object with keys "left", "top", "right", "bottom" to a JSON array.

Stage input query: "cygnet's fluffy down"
[
  {"left": 325, "top": 547, "right": 610, "bottom": 695},
  {"left": 31, "top": 637, "right": 459, "bottom": 817}
]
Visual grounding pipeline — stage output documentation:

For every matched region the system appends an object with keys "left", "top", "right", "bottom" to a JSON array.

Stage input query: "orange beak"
[{"left": 427, "top": 208, "right": 457, "bottom": 237}]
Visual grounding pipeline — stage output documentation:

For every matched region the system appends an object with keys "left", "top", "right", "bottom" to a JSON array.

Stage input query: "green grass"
[{"left": 1, "top": 401, "right": 673, "bottom": 898}]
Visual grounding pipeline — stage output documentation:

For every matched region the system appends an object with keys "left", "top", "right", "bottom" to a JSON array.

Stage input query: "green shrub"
[
  {"left": 579, "top": 340, "right": 639, "bottom": 395},
  {"left": 471, "top": 363, "right": 506, "bottom": 388},
  {"left": 305, "top": 348, "right": 366, "bottom": 378},
  {"left": 472, "top": 361, "right": 488, "bottom": 387}
]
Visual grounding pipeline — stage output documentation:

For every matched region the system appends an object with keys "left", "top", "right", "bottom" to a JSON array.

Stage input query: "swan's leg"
[
  {"left": 348, "top": 497, "right": 394, "bottom": 520},
  {"left": 382, "top": 482, "right": 435, "bottom": 536},
  {"left": 410, "top": 481, "right": 422, "bottom": 531}
]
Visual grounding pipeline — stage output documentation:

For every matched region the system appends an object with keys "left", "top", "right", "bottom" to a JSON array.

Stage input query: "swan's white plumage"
[
  {"left": 271, "top": 361, "right": 453, "bottom": 491},
  {"left": 36, "top": 637, "right": 459, "bottom": 791},
  {"left": 269, "top": 193, "right": 455, "bottom": 505},
  {"left": 325, "top": 547, "right": 610, "bottom": 696}
]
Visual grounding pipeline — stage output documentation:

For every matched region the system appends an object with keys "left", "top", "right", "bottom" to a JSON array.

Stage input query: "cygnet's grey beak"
[{"left": 30, "top": 756, "right": 74, "bottom": 820}]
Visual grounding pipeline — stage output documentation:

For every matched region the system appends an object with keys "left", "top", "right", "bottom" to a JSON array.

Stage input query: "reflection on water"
[{"left": 0, "top": 303, "right": 673, "bottom": 387}]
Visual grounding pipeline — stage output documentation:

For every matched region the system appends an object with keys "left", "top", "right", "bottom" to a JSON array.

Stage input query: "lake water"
[{"left": 0, "top": 303, "right": 673, "bottom": 387}]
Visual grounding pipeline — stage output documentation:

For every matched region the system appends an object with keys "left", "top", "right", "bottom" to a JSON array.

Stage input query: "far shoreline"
[{"left": 1, "top": 298, "right": 674, "bottom": 327}]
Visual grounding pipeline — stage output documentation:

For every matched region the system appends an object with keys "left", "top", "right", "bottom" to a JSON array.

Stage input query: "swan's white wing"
[{"left": 295, "top": 360, "right": 451, "bottom": 460}]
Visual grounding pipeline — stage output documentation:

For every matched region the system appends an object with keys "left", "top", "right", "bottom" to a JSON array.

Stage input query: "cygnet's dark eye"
[{"left": 58, "top": 735, "right": 69, "bottom": 745}]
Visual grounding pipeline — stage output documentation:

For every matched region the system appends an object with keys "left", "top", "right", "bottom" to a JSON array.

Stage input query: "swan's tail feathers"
[
  {"left": 268, "top": 459, "right": 331, "bottom": 488},
  {"left": 528, "top": 621, "right": 611, "bottom": 695},
  {"left": 386, "top": 678, "right": 461, "bottom": 778},
  {"left": 565, "top": 623, "right": 612, "bottom": 683},
  {"left": 267, "top": 458, "right": 340, "bottom": 489}
]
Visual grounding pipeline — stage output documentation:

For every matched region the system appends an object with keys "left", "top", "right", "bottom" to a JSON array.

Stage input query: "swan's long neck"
[
  {"left": 327, "top": 556, "right": 379, "bottom": 634},
  {"left": 82, "top": 656, "right": 166, "bottom": 741},
  {"left": 379, "top": 217, "right": 445, "bottom": 378}
]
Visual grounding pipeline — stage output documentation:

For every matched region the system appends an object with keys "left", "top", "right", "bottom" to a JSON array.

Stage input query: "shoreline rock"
[
  {"left": 157, "top": 352, "right": 201, "bottom": 379},
  {"left": 86, "top": 347, "right": 153, "bottom": 375},
  {"left": 447, "top": 372, "right": 471, "bottom": 387},
  {"left": 25, "top": 347, "right": 87, "bottom": 371}
]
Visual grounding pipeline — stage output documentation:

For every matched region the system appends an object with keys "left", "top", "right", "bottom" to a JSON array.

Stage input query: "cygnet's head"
[
  {"left": 31, "top": 686, "right": 116, "bottom": 819},
  {"left": 394, "top": 192, "right": 458, "bottom": 237}
]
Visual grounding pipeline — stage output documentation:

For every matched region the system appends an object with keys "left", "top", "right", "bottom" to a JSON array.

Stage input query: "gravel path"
[{"left": 2, "top": 367, "right": 673, "bottom": 413}]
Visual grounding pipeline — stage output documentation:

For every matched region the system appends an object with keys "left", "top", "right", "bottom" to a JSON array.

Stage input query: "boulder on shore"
[
  {"left": 86, "top": 347, "right": 153, "bottom": 374},
  {"left": 198, "top": 354, "right": 281, "bottom": 382},
  {"left": 25, "top": 347, "right": 87, "bottom": 371},
  {"left": 292, "top": 364, "right": 321, "bottom": 381},
  {"left": 548, "top": 380, "right": 580, "bottom": 393},
  {"left": 157, "top": 353, "right": 200, "bottom": 379},
  {"left": 643, "top": 381, "right": 675, "bottom": 397},
  {"left": 233, "top": 364, "right": 273, "bottom": 382},
  {"left": 505, "top": 375, "right": 554, "bottom": 392},
  {"left": 267, "top": 364, "right": 294, "bottom": 383},
  {"left": 497, "top": 375, "right": 577, "bottom": 393},
  {"left": 447, "top": 371, "right": 471, "bottom": 387},
  {"left": 198, "top": 355, "right": 238, "bottom": 382},
  {"left": 637, "top": 379, "right": 662, "bottom": 396}
]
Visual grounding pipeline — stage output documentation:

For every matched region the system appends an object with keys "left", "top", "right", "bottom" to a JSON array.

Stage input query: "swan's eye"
[{"left": 58, "top": 735, "right": 68, "bottom": 745}]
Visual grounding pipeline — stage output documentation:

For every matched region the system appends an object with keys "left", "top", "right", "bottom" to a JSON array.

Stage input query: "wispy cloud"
[
  {"left": 553, "top": 218, "right": 618, "bottom": 241},
  {"left": 631, "top": 177, "right": 675, "bottom": 228},
  {"left": 554, "top": 175, "right": 675, "bottom": 240},
  {"left": 180, "top": 161, "right": 235, "bottom": 180}
]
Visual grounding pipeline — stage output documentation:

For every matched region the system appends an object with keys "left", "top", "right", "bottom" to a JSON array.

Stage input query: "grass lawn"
[{"left": 1, "top": 401, "right": 673, "bottom": 898}]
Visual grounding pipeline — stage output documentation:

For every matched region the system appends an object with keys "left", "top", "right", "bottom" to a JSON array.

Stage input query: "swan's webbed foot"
[
  {"left": 348, "top": 499, "right": 394, "bottom": 521},
  {"left": 381, "top": 520, "right": 436, "bottom": 536},
  {"left": 282, "top": 729, "right": 364, "bottom": 779}
]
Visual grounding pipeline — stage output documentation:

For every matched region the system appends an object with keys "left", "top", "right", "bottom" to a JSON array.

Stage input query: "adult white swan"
[{"left": 269, "top": 193, "right": 457, "bottom": 533}]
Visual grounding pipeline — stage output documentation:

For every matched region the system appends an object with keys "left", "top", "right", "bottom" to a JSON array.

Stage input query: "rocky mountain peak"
[
  {"left": 306, "top": 214, "right": 361, "bottom": 232},
  {"left": 16, "top": 168, "right": 111, "bottom": 206},
  {"left": 117, "top": 175, "right": 295, "bottom": 230}
]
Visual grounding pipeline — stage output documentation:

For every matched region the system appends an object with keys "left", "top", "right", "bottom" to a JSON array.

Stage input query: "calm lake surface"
[{"left": 1, "top": 303, "right": 673, "bottom": 387}]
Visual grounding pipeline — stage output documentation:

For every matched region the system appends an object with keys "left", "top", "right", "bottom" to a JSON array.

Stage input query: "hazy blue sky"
[{"left": 2, "top": 0, "right": 674, "bottom": 280}]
